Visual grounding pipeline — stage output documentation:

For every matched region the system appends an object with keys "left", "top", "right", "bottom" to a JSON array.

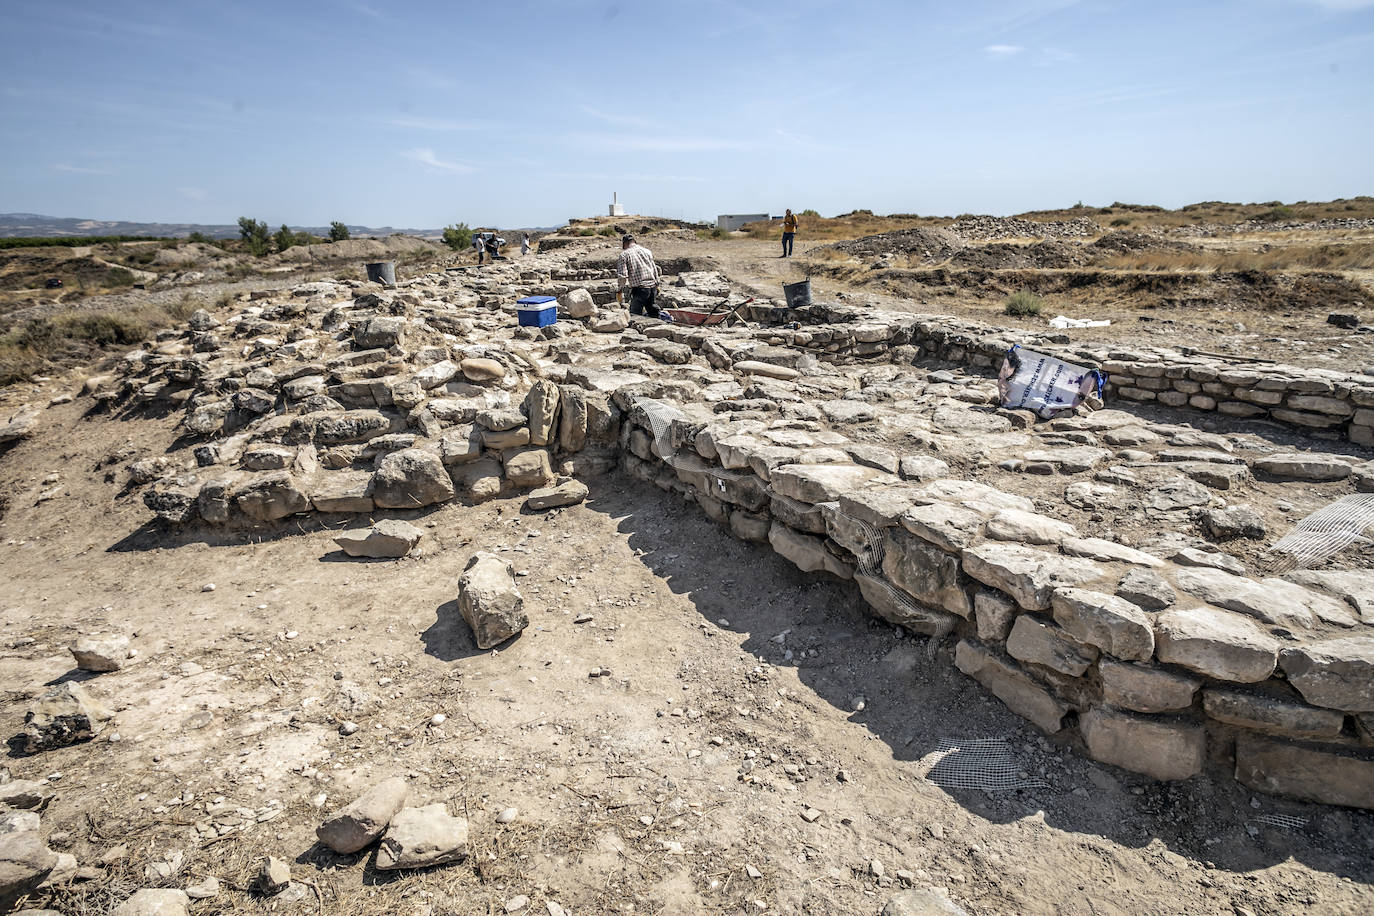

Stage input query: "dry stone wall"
[{"left": 108, "top": 253, "right": 1374, "bottom": 811}]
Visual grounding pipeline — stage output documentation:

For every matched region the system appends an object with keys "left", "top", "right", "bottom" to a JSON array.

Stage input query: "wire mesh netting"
[
  {"left": 917, "top": 738, "right": 1050, "bottom": 792},
  {"left": 1264, "top": 493, "right": 1374, "bottom": 573},
  {"left": 1253, "top": 813, "right": 1308, "bottom": 831}
]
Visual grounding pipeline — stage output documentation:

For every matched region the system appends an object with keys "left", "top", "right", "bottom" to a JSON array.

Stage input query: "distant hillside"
[{"left": 0, "top": 213, "right": 444, "bottom": 240}]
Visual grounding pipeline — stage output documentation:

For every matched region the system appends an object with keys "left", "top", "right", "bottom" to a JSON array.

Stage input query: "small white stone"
[
  {"left": 496, "top": 807, "right": 518, "bottom": 824},
  {"left": 202, "top": 583, "right": 216, "bottom": 592},
  {"left": 430, "top": 713, "right": 447, "bottom": 727}
]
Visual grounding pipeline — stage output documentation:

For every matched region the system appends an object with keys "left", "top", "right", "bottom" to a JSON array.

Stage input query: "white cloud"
[
  {"left": 401, "top": 148, "right": 474, "bottom": 174},
  {"left": 984, "top": 44, "right": 1024, "bottom": 56},
  {"left": 178, "top": 186, "right": 207, "bottom": 200},
  {"left": 53, "top": 163, "right": 111, "bottom": 175}
]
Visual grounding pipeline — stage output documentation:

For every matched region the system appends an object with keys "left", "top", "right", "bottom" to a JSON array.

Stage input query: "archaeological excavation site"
[{"left": 1, "top": 214, "right": 1372, "bottom": 915}]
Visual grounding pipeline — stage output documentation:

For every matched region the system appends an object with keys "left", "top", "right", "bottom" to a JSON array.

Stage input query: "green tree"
[
  {"left": 441, "top": 222, "right": 473, "bottom": 251},
  {"left": 187, "top": 231, "right": 210, "bottom": 244},
  {"left": 274, "top": 224, "right": 299, "bottom": 252},
  {"left": 328, "top": 220, "right": 350, "bottom": 242},
  {"left": 237, "top": 217, "right": 271, "bottom": 256}
]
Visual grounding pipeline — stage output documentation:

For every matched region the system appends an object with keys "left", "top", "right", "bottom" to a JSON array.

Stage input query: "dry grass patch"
[{"left": 1101, "top": 241, "right": 1374, "bottom": 272}]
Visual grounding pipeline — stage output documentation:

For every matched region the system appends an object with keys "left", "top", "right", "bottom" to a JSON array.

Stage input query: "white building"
[
  {"left": 608, "top": 192, "right": 625, "bottom": 217},
  {"left": 716, "top": 213, "right": 771, "bottom": 231}
]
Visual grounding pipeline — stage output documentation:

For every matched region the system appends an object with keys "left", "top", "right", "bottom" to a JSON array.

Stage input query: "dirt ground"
[{"left": 1, "top": 238, "right": 1373, "bottom": 915}]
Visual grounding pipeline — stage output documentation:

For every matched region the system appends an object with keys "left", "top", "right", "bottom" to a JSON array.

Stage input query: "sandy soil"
[{"left": 0, "top": 246, "right": 1372, "bottom": 915}]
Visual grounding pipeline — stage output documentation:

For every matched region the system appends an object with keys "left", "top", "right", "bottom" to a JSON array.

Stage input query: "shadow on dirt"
[
  {"left": 583, "top": 472, "right": 1374, "bottom": 884},
  {"left": 420, "top": 599, "right": 490, "bottom": 663}
]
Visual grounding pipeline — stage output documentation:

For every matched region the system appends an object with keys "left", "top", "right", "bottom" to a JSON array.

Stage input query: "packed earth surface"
[{"left": 1, "top": 216, "right": 1372, "bottom": 916}]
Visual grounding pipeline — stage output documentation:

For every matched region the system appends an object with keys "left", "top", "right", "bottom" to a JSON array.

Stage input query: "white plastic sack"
[
  {"left": 997, "top": 347, "right": 1102, "bottom": 418},
  {"left": 1049, "top": 315, "right": 1111, "bottom": 329}
]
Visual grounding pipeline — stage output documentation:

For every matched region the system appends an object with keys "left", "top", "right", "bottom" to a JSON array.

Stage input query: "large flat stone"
[
  {"left": 1153, "top": 607, "right": 1279, "bottom": 683},
  {"left": 1202, "top": 687, "right": 1346, "bottom": 739},
  {"left": 954, "top": 640, "right": 1067, "bottom": 734},
  {"left": 769, "top": 463, "right": 897, "bottom": 504},
  {"left": 1080, "top": 708, "right": 1204, "bottom": 781},
  {"left": 1006, "top": 615, "right": 1098, "bottom": 676},
  {"left": 333, "top": 519, "right": 423, "bottom": 558},
  {"left": 1284, "top": 569, "right": 1374, "bottom": 624},
  {"left": 1173, "top": 567, "right": 1331, "bottom": 630},
  {"left": 1235, "top": 734, "right": 1374, "bottom": 810},
  {"left": 1051, "top": 588, "right": 1154, "bottom": 661},
  {"left": 1252, "top": 453, "right": 1353, "bottom": 481},
  {"left": 900, "top": 502, "right": 986, "bottom": 552},
  {"left": 915, "top": 480, "right": 1033, "bottom": 514},
  {"left": 1099, "top": 659, "right": 1201, "bottom": 713},
  {"left": 985, "top": 508, "right": 1077, "bottom": 545},
  {"left": 961, "top": 543, "right": 1104, "bottom": 611},
  {"left": 1279, "top": 636, "right": 1374, "bottom": 712}
]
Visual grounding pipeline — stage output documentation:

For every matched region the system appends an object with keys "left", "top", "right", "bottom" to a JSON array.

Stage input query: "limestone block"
[
  {"left": 1279, "top": 636, "right": 1374, "bottom": 712},
  {"left": 900, "top": 502, "right": 986, "bottom": 552},
  {"left": 310, "top": 471, "right": 375, "bottom": 513},
  {"left": 316, "top": 777, "right": 409, "bottom": 854},
  {"left": 882, "top": 528, "right": 972, "bottom": 617},
  {"left": 1153, "top": 607, "right": 1279, "bottom": 683},
  {"left": 457, "top": 552, "right": 527, "bottom": 649},
  {"left": 961, "top": 543, "right": 1104, "bottom": 611},
  {"left": 504, "top": 447, "right": 554, "bottom": 489},
  {"left": 1006, "top": 615, "right": 1098, "bottom": 676},
  {"left": 855, "top": 574, "right": 959, "bottom": 637},
  {"left": 974, "top": 590, "right": 1018, "bottom": 643},
  {"left": 1051, "top": 588, "right": 1154, "bottom": 661},
  {"left": 1099, "top": 659, "right": 1201, "bottom": 713},
  {"left": 522, "top": 380, "right": 561, "bottom": 446},
  {"left": 376, "top": 804, "right": 469, "bottom": 870},
  {"left": 1235, "top": 734, "right": 1374, "bottom": 810},
  {"left": 768, "top": 523, "right": 852, "bottom": 579},
  {"left": 372, "top": 449, "right": 454, "bottom": 509},
  {"left": 769, "top": 463, "right": 898, "bottom": 504},
  {"left": 1080, "top": 708, "right": 1204, "bottom": 781},
  {"left": 1202, "top": 687, "right": 1345, "bottom": 739},
  {"left": 953, "top": 641, "right": 1067, "bottom": 734},
  {"left": 235, "top": 472, "right": 310, "bottom": 521}
]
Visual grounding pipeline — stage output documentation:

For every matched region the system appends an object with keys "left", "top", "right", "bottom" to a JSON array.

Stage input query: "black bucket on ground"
[
  {"left": 365, "top": 261, "right": 397, "bottom": 286},
  {"left": 783, "top": 279, "right": 812, "bottom": 308}
]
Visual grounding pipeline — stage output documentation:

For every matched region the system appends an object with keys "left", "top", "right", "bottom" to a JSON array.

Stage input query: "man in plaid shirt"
[{"left": 617, "top": 234, "right": 661, "bottom": 318}]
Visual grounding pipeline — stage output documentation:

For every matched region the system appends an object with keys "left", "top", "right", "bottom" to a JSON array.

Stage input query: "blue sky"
[{"left": 1, "top": 0, "right": 1371, "bottom": 229}]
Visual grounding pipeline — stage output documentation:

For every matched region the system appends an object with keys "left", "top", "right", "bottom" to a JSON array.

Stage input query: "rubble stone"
[
  {"left": 334, "top": 519, "right": 424, "bottom": 558},
  {"left": 317, "top": 777, "right": 409, "bottom": 854},
  {"left": 1080, "top": 708, "right": 1204, "bottom": 780},
  {"left": 23, "top": 682, "right": 115, "bottom": 751},
  {"left": 458, "top": 552, "right": 528, "bottom": 648},
  {"left": 373, "top": 449, "right": 455, "bottom": 509},
  {"left": 376, "top": 804, "right": 469, "bottom": 870}
]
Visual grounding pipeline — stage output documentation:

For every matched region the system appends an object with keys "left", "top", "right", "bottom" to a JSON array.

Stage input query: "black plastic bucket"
[
  {"left": 365, "top": 261, "right": 396, "bottom": 286},
  {"left": 782, "top": 279, "right": 811, "bottom": 308}
]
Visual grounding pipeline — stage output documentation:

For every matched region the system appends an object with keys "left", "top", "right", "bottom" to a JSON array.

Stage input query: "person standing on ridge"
[
  {"left": 782, "top": 208, "right": 797, "bottom": 257},
  {"left": 521, "top": 233, "right": 531, "bottom": 256},
  {"left": 617, "top": 234, "right": 661, "bottom": 318}
]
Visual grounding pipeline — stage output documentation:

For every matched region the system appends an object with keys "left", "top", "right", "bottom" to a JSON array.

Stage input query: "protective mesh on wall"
[{"left": 1264, "top": 494, "right": 1374, "bottom": 573}]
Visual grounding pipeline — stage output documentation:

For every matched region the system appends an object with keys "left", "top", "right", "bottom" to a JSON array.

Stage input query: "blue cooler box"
[{"left": 517, "top": 295, "right": 557, "bottom": 327}]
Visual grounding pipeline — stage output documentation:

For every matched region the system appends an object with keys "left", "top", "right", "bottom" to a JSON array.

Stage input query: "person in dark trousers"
[
  {"left": 616, "top": 234, "right": 661, "bottom": 318},
  {"left": 474, "top": 233, "right": 485, "bottom": 265},
  {"left": 781, "top": 208, "right": 797, "bottom": 257},
  {"left": 484, "top": 233, "right": 500, "bottom": 263}
]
